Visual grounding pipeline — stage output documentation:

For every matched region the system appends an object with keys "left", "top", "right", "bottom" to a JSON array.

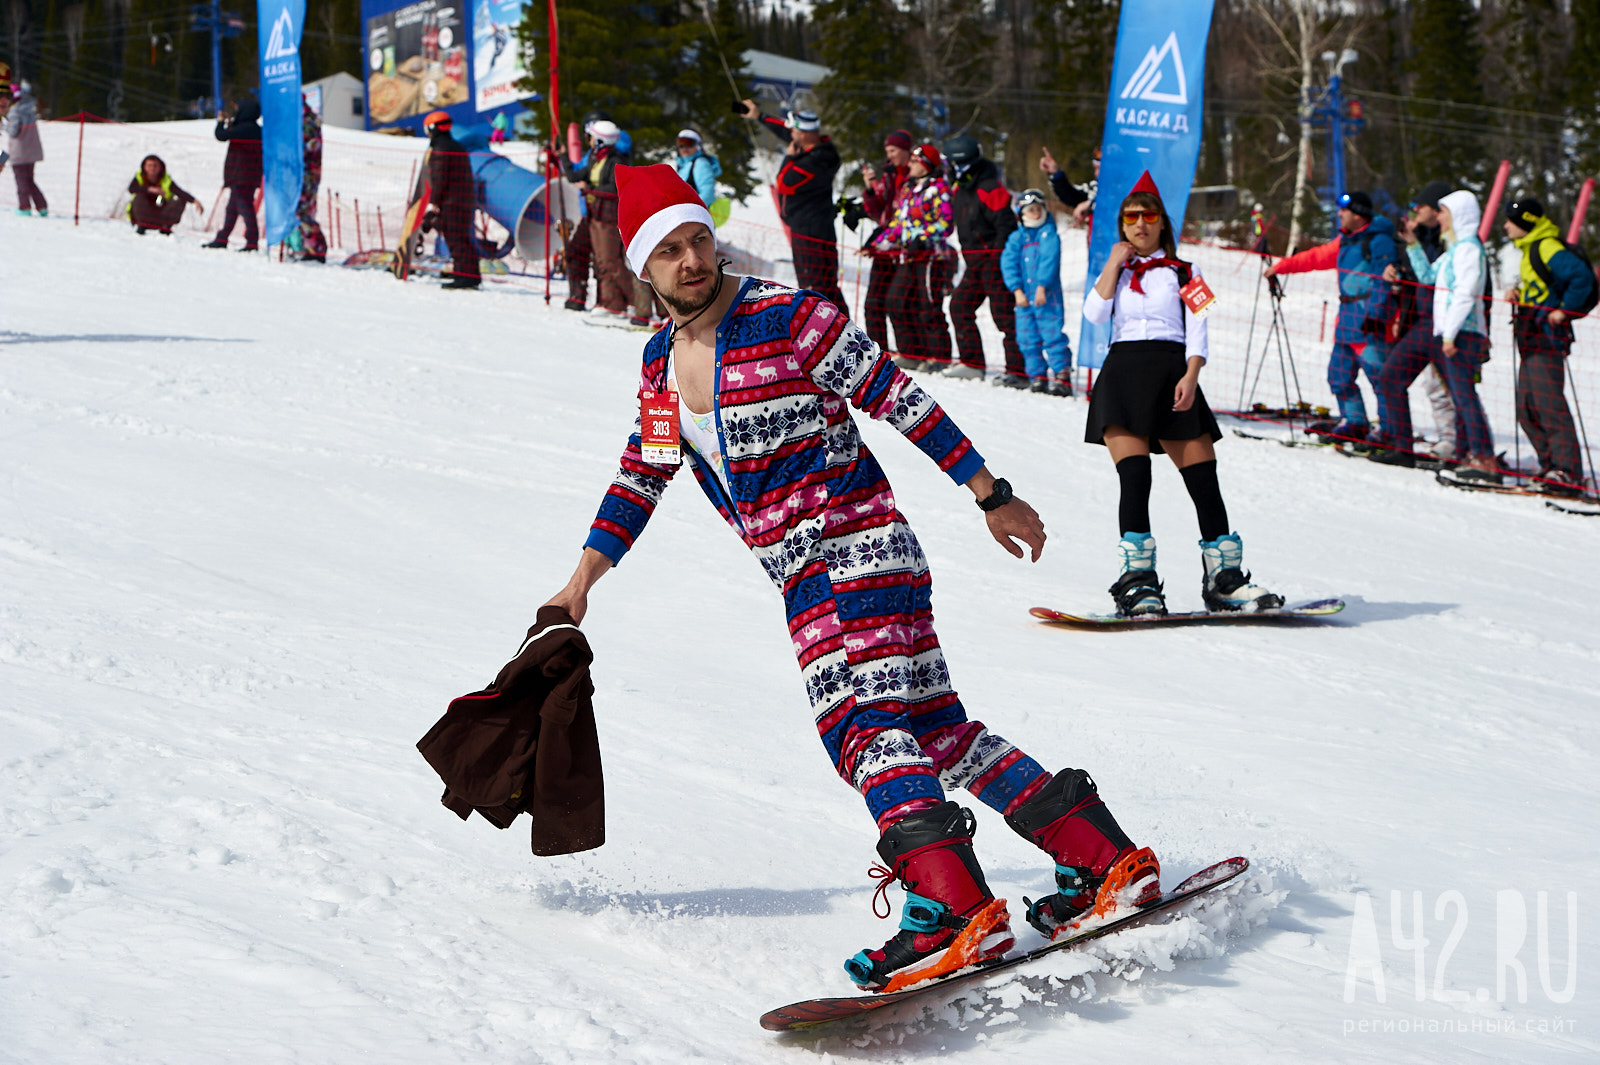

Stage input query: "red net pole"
[
  {"left": 546, "top": 0, "right": 560, "bottom": 302},
  {"left": 377, "top": 206, "right": 385, "bottom": 249},
  {"left": 1479, "top": 160, "right": 1511, "bottom": 242},
  {"left": 354, "top": 198, "right": 363, "bottom": 253},
  {"left": 74, "top": 112, "right": 85, "bottom": 226},
  {"left": 1568, "top": 178, "right": 1595, "bottom": 245}
]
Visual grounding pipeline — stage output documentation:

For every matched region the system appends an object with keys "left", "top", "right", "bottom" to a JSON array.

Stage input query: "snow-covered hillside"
[{"left": 1, "top": 212, "right": 1595, "bottom": 1063}]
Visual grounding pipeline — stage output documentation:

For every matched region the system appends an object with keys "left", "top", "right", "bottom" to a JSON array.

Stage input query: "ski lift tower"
[
  {"left": 191, "top": 0, "right": 245, "bottom": 114},
  {"left": 1305, "top": 48, "right": 1364, "bottom": 222}
]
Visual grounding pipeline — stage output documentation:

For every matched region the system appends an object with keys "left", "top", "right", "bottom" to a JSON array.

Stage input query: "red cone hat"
[
  {"left": 616, "top": 163, "right": 715, "bottom": 278},
  {"left": 1129, "top": 170, "right": 1161, "bottom": 198}
]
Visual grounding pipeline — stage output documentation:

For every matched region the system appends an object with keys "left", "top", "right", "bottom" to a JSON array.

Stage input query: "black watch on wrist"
[{"left": 975, "top": 477, "right": 1013, "bottom": 512}]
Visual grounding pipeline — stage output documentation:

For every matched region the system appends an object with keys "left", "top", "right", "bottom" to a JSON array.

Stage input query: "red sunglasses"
[{"left": 1121, "top": 209, "right": 1162, "bottom": 224}]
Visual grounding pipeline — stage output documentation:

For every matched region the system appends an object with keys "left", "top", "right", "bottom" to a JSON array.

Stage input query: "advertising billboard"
[
  {"left": 364, "top": 0, "right": 470, "bottom": 127},
  {"left": 361, "top": 0, "right": 530, "bottom": 132},
  {"left": 472, "top": 0, "right": 536, "bottom": 113}
]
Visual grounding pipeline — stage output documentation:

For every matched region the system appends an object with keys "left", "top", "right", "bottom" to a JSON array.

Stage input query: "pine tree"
[
  {"left": 811, "top": 0, "right": 911, "bottom": 170},
  {"left": 1404, "top": 0, "right": 1487, "bottom": 187},
  {"left": 517, "top": 0, "right": 754, "bottom": 200},
  {"left": 1570, "top": 0, "right": 1600, "bottom": 255},
  {"left": 1027, "top": 0, "right": 1119, "bottom": 193}
]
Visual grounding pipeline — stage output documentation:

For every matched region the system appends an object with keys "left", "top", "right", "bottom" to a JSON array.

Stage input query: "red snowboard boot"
[
  {"left": 844, "top": 802, "right": 1014, "bottom": 992},
  {"left": 1005, "top": 768, "right": 1161, "bottom": 938}
]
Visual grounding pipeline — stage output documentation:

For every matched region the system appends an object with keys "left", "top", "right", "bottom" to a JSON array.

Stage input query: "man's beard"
[{"left": 656, "top": 265, "right": 721, "bottom": 317}]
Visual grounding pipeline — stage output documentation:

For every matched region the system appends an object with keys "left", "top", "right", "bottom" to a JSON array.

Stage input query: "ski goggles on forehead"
[{"left": 1121, "top": 209, "right": 1161, "bottom": 224}]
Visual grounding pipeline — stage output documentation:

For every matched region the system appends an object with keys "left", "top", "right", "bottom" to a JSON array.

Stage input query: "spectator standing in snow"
[
  {"left": 422, "top": 109, "right": 476, "bottom": 287},
  {"left": 566, "top": 118, "right": 635, "bottom": 318},
  {"left": 1001, "top": 190, "right": 1072, "bottom": 396},
  {"left": 0, "top": 81, "right": 48, "bottom": 217},
  {"left": 874, "top": 143, "right": 954, "bottom": 369},
  {"left": 943, "top": 135, "right": 1025, "bottom": 386},
  {"left": 1505, "top": 197, "right": 1597, "bottom": 496},
  {"left": 204, "top": 96, "right": 262, "bottom": 251},
  {"left": 860, "top": 130, "right": 913, "bottom": 352},
  {"left": 292, "top": 97, "right": 328, "bottom": 263},
  {"left": 423, "top": 110, "right": 479, "bottom": 289},
  {"left": 738, "top": 98, "right": 847, "bottom": 308},
  {"left": 126, "top": 154, "right": 198, "bottom": 234},
  {"left": 1368, "top": 181, "right": 1458, "bottom": 467},
  {"left": 1265, "top": 191, "right": 1397, "bottom": 441},
  {"left": 1422, "top": 190, "right": 1499, "bottom": 485},
  {"left": 561, "top": 111, "right": 629, "bottom": 312},
  {"left": 673, "top": 129, "right": 721, "bottom": 207}
]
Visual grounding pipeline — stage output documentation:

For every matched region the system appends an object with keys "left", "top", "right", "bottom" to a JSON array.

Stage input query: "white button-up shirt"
[{"left": 1082, "top": 255, "right": 1209, "bottom": 363}]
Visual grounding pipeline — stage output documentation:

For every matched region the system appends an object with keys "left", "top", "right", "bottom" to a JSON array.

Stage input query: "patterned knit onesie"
[{"left": 585, "top": 278, "right": 1050, "bottom": 827}]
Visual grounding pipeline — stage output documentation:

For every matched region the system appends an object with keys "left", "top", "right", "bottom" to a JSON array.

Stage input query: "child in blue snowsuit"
[{"left": 1001, "top": 189, "right": 1073, "bottom": 396}]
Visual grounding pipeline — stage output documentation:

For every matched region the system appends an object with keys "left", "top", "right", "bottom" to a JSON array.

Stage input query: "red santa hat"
[
  {"left": 1129, "top": 170, "right": 1162, "bottom": 198},
  {"left": 616, "top": 163, "right": 716, "bottom": 278}
]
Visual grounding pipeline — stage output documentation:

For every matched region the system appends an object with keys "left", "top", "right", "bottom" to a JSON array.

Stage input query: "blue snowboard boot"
[{"left": 1108, "top": 533, "right": 1167, "bottom": 617}]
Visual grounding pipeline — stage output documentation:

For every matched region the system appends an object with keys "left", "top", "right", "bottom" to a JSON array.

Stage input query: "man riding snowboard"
[{"left": 544, "top": 164, "right": 1160, "bottom": 992}]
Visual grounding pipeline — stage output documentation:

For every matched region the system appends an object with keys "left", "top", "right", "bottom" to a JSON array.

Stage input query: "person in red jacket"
[{"left": 859, "top": 129, "right": 912, "bottom": 351}]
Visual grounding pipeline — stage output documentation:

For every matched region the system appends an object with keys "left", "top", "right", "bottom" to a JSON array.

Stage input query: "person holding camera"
[
  {"left": 738, "top": 98, "right": 846, "bottom": 307},
  {"left": 203, "top": 97, "right": 262, "bottom": 251}
]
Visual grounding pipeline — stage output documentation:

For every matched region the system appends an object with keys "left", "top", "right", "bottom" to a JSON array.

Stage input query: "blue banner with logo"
[
  {"left": 258, "top": 0, "right": 304, "bottom": 247},
  {"left": 1079, "top": 1, "right": 1215, "bottom": 370}
]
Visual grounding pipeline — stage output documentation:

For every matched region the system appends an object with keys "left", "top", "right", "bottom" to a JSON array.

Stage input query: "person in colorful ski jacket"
[
  {"left": 126, "top": 155, "right": 197, "bottom": 234},
  {"left": 1266, "top": 191, "right": 1397, "bottom": 439},
  {"left": 543, "top": 162, "right": 1160, "bottom": 997},
  {"left": 1504, "top": 197, "right": 1596, "bottom": 495},
  {"left": 859, "top": 129, "right": 913, "bottom": 352},
  {"left": 874, "top": 143, "right": 954, "bottom": 367},
  {"left": 1001, "top": 189, "right": 1071, "bottom": 395}
]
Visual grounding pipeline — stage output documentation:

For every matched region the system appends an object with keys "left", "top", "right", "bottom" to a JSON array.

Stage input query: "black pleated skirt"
[{"left": 1084, "top": 339, "right": 1222, "bottom": 454}]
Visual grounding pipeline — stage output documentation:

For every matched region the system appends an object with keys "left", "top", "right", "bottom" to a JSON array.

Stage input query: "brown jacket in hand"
[{"left": 417, "top": 606, "right": 604, "bottom": 856}]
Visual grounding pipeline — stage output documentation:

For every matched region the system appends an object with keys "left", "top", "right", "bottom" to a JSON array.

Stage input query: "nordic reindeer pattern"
[{"left": 585, "top": 279, "right": 1048, "bottom": 824}]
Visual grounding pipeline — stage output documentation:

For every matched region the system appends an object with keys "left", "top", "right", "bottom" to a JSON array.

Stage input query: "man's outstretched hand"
[{"left": 987, "top": 497, "right": 1047, "bottom": 562}]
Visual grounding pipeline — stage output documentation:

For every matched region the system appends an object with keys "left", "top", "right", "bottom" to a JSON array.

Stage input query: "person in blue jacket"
[
  {"left": 1000, "top": 189, "right": 1072, "bottom": 396},
  {"left": 673, "top": 129, "right": 721, "bottom": 207},
  {"left": 1266, "top": 191, "right": 1397, "bottom": 439}
]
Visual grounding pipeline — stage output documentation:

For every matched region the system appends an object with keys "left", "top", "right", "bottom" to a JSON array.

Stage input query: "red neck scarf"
[{"left": 1122, "top": 255, "right": 1183, "bottom": 293}]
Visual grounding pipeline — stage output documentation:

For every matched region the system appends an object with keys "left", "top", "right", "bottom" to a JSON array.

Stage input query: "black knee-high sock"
[
  {"left": 1116, "top": 455, "right": 1152, "bottom": 535},
  {"left": 1179, "top": 459, "right": 1230, "bottom": 542}
]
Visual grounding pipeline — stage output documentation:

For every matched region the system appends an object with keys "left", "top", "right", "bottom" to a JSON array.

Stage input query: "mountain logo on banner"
[
  {"left": 1120, "top": 31, "right": 1187, "bottom": 105},
  {"left": 264, "top": 9, "right": 299, "bottom": 61}
]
